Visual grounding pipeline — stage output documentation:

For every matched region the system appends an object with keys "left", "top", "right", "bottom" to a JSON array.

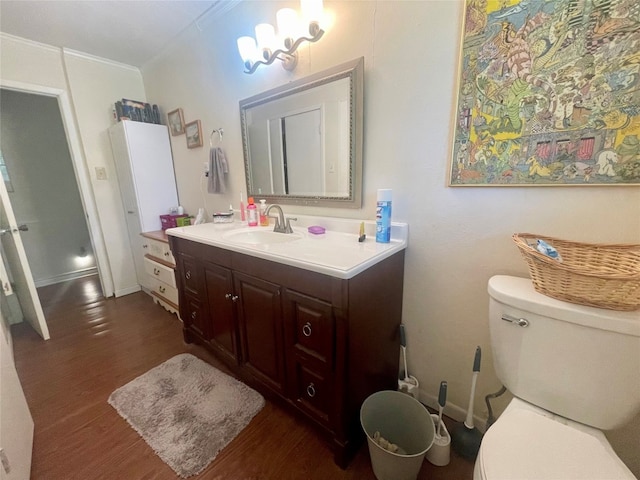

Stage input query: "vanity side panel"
[{"left": 344, "top": 250, "right": 405, "bottom": 447}]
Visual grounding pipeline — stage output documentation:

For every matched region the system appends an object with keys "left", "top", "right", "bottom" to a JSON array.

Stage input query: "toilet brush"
[{"left": 451, "top": 346, "right": 484, "bottom": 460}]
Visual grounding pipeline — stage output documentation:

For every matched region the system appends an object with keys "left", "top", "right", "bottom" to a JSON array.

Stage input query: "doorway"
[
  {"left": 0, "top": 84, "right": 111, "bottom": 335},
  {"left": 1, "top": 89, "right": 98, "bottom": 286}
]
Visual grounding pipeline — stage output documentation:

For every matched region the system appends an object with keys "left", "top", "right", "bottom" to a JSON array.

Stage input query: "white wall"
[
  {"left": 62, "top": 50, "right": 147, "bottom": 296},
  {"left": 0, "top": 33, "right": 148, "bottom": 297},
  {"left": 142, "top": 0, "right": 640, "bottom": 472},
  {"left": 0, "top": 89, "right": 95, "bottom": 285}
]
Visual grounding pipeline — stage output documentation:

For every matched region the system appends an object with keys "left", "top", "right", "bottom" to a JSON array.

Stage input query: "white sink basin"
[{"left": 223, "top": 228, "right": 303, "bottom": 245}]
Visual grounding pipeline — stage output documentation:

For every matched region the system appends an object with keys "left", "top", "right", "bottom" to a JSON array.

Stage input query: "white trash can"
[{"left": 360, "top": 390, "right": 435, "bottom": 480}]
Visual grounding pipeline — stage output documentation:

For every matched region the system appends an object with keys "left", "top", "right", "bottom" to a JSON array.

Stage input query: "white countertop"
[{"left": 166, "top": 215, "right": 408, "bottom": 279}]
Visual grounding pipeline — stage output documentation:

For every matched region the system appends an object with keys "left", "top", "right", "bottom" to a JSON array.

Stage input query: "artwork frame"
[
  {"left": 449, "top": 0, "right": 640, "bottom": 186},
  {"left": 185, "top": 120, "right": 203, "bottom": 149},
  {"left": 167, "top": 108, "right": 185, "bottom": 136}
]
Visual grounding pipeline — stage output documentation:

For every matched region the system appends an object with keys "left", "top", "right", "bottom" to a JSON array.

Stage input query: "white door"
[
  {"left": 0, "top": 179, "right": 49, "bottom": 340},
  {"left": 0, "top": 313, "right": 34, "bottom": 480}
]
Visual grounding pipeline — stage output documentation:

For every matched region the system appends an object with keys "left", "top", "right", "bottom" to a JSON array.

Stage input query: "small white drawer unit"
[{"left": 141, "top": 231, "right": 179, "bottom": 316}]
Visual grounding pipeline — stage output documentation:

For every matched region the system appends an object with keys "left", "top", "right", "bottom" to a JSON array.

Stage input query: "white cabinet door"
[{"left": 0, "top": 318, "right": 34, "bottom": 480}]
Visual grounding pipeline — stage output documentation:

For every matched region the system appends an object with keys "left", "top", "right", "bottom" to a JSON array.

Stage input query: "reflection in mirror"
[{"left": 240, "top": 57, "right": 363, "bottom": 208}]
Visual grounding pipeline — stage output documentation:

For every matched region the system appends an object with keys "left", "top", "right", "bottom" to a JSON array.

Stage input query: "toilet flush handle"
[{"left": 501, "top": 314, "right": 529, "bottom": 327}]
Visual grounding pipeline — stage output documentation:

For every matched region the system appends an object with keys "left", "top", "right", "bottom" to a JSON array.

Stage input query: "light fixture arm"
[{"left": 244, "top": 29, "right": 324, "bottom": 74}]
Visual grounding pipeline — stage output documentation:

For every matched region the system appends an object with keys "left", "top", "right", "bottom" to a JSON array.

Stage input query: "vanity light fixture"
[{"left": 237, "top": 0, "right": 325, "bottom": 74}]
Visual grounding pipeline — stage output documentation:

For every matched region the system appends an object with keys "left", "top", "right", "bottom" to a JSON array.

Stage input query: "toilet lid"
[{"left": 478, "top": 407, "right": 634, "bottom": 480}]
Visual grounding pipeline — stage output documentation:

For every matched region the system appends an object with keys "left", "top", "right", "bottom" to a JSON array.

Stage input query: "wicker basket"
[{"left": 512, "top": 233, "right": 640, "bottom": 311}]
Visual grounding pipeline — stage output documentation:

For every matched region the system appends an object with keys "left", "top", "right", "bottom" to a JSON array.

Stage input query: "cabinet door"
[
  {"left": 234, "top": 272, "right": 285, "bottom": 395},
  {"left": 203, "top": 262, "right": 238, "bottom": 363}
]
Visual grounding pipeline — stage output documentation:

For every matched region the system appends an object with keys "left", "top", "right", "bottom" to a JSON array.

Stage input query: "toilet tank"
[{"left": 488, "top": 275, "right": 640, "bottom": 430}]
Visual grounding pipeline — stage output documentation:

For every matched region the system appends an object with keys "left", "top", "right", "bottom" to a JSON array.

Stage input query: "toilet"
[{"left": 475, "top": 275, "right": 640, "bottom": 480}]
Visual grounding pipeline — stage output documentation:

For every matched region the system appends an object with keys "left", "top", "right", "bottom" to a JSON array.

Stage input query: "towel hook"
[{"left": 209, "top": 128, "right": 224, "bottom": 147}]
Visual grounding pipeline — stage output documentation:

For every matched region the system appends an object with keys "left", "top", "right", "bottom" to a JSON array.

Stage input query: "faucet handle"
[{"left": 284, "top": 217, "right": 297, "bottom": 234}]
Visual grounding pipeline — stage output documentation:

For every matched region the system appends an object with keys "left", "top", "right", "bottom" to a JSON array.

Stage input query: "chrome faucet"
[{"left": 265, "top": 204, "right": 297, "bottom": 234}]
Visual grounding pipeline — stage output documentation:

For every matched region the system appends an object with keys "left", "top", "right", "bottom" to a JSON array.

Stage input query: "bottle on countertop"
[
  {"left": 240, "top": 193, "right": 246, "bottom": 221},
  {"left": 376, "top": 189, "right": 392, "bottom": 243},
  {"left": 259, "top": 199, "right": 269, "bottom": 226},
  {"left": 247, "top": 197, "right": 258, "bottom": 226}
]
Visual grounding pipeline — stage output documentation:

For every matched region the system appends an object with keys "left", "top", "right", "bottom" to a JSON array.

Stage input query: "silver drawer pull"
[
  {"left": 225, "top": 293, "right": 232, "bottom": 300},
  {"left": 501, "top": 314, "right": 529, "bottom": 327},
  {"left": 191, "top": 311, "right": 197, "bottom": 319},
  {"left": 306, "top": 383, "right": 316, "bottom": 398},
  {"left": 231, "top": 295, "right": 239, "bottom": 302},
  {"left": 302, "top": 322, "right": 312, "bottom": 337},
  {"left": 185, "top": 270, "right": 191, "bottom": 280}
]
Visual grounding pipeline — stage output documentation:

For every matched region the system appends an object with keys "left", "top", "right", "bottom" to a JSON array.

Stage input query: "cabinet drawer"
[
  {"left": 285, "top": 290, "right": 334, "bottom": 367},
  {"left": 148, "top": 276, "right": 178, "bottom": 305},
  {"left": 144, "top": 257, "right": 176, "bottom": 288},
  {"left": 292, "top": 361, "right": 330, "bottom": 424},
  {"left": 182, "top": 294, "right": 208, "bottom": 338},
  {"left": 142, "top": 237, "right": 175, "bottom": 266}
]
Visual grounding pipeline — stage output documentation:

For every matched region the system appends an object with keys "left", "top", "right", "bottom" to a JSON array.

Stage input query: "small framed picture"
[
  {"left": 167, "top": 108, "right": 185, "bottom": 136},
  {"left": 185, "top": 120, "right": 203, "bottom": 149}
]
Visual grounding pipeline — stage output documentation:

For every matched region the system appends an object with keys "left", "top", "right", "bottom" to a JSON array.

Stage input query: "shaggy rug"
[{"left": 108, "top": 353, "right": 265, "bottom": 477}]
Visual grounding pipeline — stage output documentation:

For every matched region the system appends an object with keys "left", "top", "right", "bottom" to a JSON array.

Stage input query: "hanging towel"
[{"left": 208, "top": 147, "right": 228, "bottom": 194}]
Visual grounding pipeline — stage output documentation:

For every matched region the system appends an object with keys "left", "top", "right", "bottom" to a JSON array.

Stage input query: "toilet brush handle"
[{"left": 465, "top": 372, "right": 478, "bottom": 428}]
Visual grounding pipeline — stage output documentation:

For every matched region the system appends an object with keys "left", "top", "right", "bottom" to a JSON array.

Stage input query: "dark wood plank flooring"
[{"left": 12, "top": 275, "right": 474, "bottom": 479}]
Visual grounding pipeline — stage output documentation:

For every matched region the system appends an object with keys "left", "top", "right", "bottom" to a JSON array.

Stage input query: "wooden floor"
[{"left": 13, "top": 275, "right": 475, "bottom": 480}]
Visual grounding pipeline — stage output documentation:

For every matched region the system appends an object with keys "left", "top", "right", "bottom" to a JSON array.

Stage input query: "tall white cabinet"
[{"left": 108, "top": 121, "right": 178, "bottom": 296}]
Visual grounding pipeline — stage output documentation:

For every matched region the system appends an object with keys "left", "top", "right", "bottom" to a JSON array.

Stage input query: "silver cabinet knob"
[
  {"left": 302, "top": 322, "right": 312, "bottom": 337},
  {"left": 225, "top": 293, "right": 232, "bottom": 300},
  {"left": 306, "top": 383, "right": 316, "bottom": 398},
  {"left": 191, "top": 311, "right": 197, "bottom": 319}
]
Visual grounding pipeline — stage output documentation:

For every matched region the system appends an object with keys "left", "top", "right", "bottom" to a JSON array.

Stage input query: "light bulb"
[
  {"left": 277, "top": 8, "right": 299, "bottom": 50},
  {"left": 237, "top": 36, "right": 258, "bottom": 69},
  {"left": 255, "top": 23, "right": 276, "bottom": 60},
  {"left": 300, "top": 0, "right": 323, "bottom": 36}
]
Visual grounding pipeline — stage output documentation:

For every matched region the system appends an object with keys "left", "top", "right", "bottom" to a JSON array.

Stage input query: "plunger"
[{"left": 451, "top": 346, "right": 484, "bottom": 460}]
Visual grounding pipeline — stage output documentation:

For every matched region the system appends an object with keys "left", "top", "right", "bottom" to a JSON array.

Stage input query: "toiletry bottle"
[
  {"left": 240, "top": 193, "right": 246, "bottom": 221},
  {"left": 259, "top": 199, "right": 269, "bottom": 226},
  {"left": 247, "top": 197, "right": 258, "bottom": 226},
  {"left": 376, "top": 189, "right": 392, "bottom": 243}
]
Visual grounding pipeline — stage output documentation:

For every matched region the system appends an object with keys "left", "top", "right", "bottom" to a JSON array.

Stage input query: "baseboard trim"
[{"left": 34, "top": 267, "right": 98, "bottom": 288}]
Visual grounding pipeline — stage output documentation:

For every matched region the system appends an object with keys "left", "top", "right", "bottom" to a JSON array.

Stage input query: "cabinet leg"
[
  {"left": 333, "top": 437, "right": 358, "bottom": 470},
  {"left": 182, "top": 327, "right": 194, "bottom": 344}
]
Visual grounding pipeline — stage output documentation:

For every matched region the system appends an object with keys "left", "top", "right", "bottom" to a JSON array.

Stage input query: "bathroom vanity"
[{"left": 167, "top": 218, "right": 407, "bottom": 467}]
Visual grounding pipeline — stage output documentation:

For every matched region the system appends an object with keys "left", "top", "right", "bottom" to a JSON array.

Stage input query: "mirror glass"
[{"left": 240, "top": 57, "right": 363, "bottom": 208}]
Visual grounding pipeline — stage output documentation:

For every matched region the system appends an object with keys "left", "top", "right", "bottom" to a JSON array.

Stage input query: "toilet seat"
[{"left": 475, "top": 400, "right": 635, "bottom": 480}]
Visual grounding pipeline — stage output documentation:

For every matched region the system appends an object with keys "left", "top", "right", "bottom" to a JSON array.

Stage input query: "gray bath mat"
[{"left": 108, "top": 353, "right": 264, "bottom": 477}]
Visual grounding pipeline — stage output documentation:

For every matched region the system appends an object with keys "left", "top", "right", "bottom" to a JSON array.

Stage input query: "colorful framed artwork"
[
  {"left": 167, "top": 108, "right": 185, "bottom": 136},
  {"left": 185, "top": 120, "right": 203, "bottom": 149},
  {"left": 449, "top": 0, "right": 640, "bottom": 186}
]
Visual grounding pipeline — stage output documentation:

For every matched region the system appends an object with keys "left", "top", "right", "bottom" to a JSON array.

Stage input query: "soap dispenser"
[
  {"left": 259, "top": 199, "right": 269, "bottom": 226},
  {"left": 247, "top": 197, "right": 258, "bottom": 226}
]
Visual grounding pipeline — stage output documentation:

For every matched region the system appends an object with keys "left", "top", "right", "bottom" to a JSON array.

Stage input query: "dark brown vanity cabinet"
[{"left": 169, "top": 236, "right": 405, "bottom": 467}]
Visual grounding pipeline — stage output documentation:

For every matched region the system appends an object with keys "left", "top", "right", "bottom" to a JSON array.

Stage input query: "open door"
[
  {"left": 0, "top": 178, "right": 49, "bottom": 340},
  {"left": 0, "top": 313, "right": 35, "bottom": 480}
]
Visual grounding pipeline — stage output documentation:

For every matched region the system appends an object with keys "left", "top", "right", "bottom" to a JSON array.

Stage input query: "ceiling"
[{"left": 0, "top": 0, "right": 240, "bottom": 67}]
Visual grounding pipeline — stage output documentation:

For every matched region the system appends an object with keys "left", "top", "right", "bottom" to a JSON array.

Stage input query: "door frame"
[{"left": 0, "top": 79, "right": 114, "bottom": 297}]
